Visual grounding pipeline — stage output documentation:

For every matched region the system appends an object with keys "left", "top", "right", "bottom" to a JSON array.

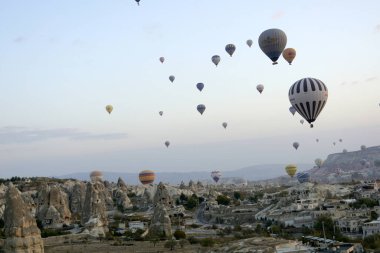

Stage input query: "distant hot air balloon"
[
  {"left": 343, "top": 149, "right": 348, "bottom": 153},
  {"left": 339, "top": 139, "right": 343, "bottom": 142},
  {"left": 222, "top": 122, "right": 227, "bottom": 129},
  {"left": 293, "top": 142, "right": 299, "bottom": 150},
  {"left": 288, "top": 77, "right": 328, "bottom": 128},
  {"left": 285, "top": 164, "right": 297, "bottom": 178},
  {"left": 225, "top": 44, "right": 236, "bottom": 57},
  {"left": 211, "top": 171, "right": 221, "bottom": 183},
  {"left": 282, "top": 48, "right": 296, "bottom": 65},
  {"left": 211, "top": 55, "right": 220, "bottom": 66},
  {"left": 300, "top": 119, "right": 304, "bottom": 125},
  {"left": 139, "top": 170, "right": 155, "bottom": 185},
  {"left": 315, "top": 158, "right": 323, "bottom": 168},
  {"left": 169, "top": 75, "right": 175, "bottom": 83},
  {"left": 316, "top": 138, "right": 319, "bottom": 143},
  {"left": 165, "top": 141, "right": 170, "bottom": 148},
  {"left": 296, "top": 172, "right": 310, "bottom": 183},
  {"left": 333, "top": 142, "right": 336, "bottom": 146},
  {"left": 289, "top": 106, "right": 296, "bottom": 116},
  {"left": 258, "top": 28, "right": 287, "bottom": 65},
  {"left": 361, "top": 145, "right": 366, "bottom": 151},
  {"left": 159, "top": 111, "right": 163, "bottom": 116},
  {"left": 135, "top": 0, "right": 140, "bottom": 6},
  {"left": 197, "top": 104, "right": 206, "bottom": 115},
  {"left": 105, "top": 105, "right": 113, "bottom": 114},
  {"left": 159, "top": 57, "right": 165, "bottom": 63},
  {"left": 196, "top": 83, "right": 204, "bottom": 92},
  {"left": 256, "top": 84, "right": 264, "bottom": 94},
  {"left": 246, "top": 39, "right": 253, "bottom": 48}
]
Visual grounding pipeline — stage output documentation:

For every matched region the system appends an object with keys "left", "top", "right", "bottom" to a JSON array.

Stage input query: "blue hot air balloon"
[
  {"left": 258, "top": 28, "right": 287, "bottom": 65},
  {"left": 196, "top": 83, "right": 204, "bottom": 92},
  {"left": 296, "top": 172, "right": 310, "bottom": 183}
]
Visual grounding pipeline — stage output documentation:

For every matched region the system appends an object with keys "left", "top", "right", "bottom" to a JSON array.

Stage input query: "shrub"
[
  {"left": 173, "top": 230, "right": 186, "bottom": 240},
  {"left": 200, "top": 238, "right": 216, "bottom": 247}
]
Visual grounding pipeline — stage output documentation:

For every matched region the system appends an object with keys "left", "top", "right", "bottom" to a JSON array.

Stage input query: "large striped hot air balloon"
[
  {"left": 285, "top": 164, "right": 297, "bottom": 178},
  {"left": 288, "top": 78, "right": 328, "bottom": 128},
  {"left": 211, "top": 171, "right": 221, "bottom": 183},
  {"left": 258, "top": 28, "right": 287, "bottom": 65},
  {"left": 296, "top": 172, "right": 310, "bottom": 183},
  {"left": 139, "top": 170, "right": 155, "bottom": 185}
]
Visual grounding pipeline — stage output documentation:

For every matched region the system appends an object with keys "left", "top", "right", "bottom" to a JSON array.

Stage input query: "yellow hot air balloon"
[
  {"left": 105, "top": 105, "right": 113, "bottom": 114},
  {"left": 285, "top": 164, "right": 297, "bottom": 178},
  {"left": 282, "top": 48, "right": 296, "bottom": 65},
  {"left": 139, "top": 170, "right": 155, "bottom": 185}
]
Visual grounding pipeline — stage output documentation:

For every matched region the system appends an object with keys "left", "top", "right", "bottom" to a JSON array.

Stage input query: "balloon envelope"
[
  {"left": 293, "top": 142, "right": 299, "bottom": 150},
  {"left": 139, "top": 170, "right": 155, "bottom": 185},
  {"left": 282, "top": 48, "right": 296, "bottom": 65},
  {"left": 225, "top": 44, "right": 236, "bottom": 57},
  {"left": 159, "top": 57, "right": 165, "bottom": 63},
  {"left": 211, "top": 55, "right": 220, "bottom": 66},
  {"left": 256, "top": 84, "right": 264, "bottom": 94},
  {"left": 285, "top": 164, "right": 297, "bottom": 178},
  {"left": 316, "top": 138, "right": 319, "bottom": 142},
  {"left": 288, "top": 77, "right": 328, "bottom": 128},
  {"left": 197, "top": 104, "right": 206, "bottom": 115},
  {"left": 211, "top": 171, "right": 221, "bottom": 183},
  {"left": 296, "top": 172, "right": 310, "bottom": 183},
  {"left": 289, "top": 106, "right": 296, "bottom": 116},
  {"left": 222, "top": 122, "right": 227, "bottom": 129},
  {"left": 246, "top": 39, "right": 253, "bottom": 47},
  {"left": 196, "top": 83, "right": 204, "bottom": 92},
  {"left": 258, "top": 28, "right": 287, "bottom": 65},
  {"left": 165, "top": 141, "right": 170, "bottom": 148},
  {"left": 169, "top": 75, "right": 175, "bottom": 83},
  {"left": 135, "top": 0, "right": 140, "bottom": 5},
  {"left": 159, "top": 111, "right": 163, "bottom": 116},
  {"left": 105, "top": 105, "right": 113, "bottom": 114}
]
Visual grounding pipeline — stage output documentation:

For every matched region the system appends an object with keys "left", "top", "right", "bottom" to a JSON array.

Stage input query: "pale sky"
[{"left": 0, "top": 0, "right": 379, "bottom": 178}]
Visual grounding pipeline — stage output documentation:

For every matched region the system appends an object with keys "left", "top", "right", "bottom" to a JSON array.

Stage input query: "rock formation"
[
  {"left": 153, "top": 182, "right": 172, "bottom": 208},
  {"left": 148, "top": 203, "right": 172, "bottom": 239},
  {"left": 3, "top": 183, "right": 44, "bottom": 253},
  {"left": 68, "top": 181, "right": 86, "bottom": 222},
  {"left": 113, "top": 177, "right": 133, "bottom": 211}
]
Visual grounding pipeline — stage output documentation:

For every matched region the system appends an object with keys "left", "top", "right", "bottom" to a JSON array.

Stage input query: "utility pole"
[{"left": 322, "top": 221, "right": 327, "bottom": 249}]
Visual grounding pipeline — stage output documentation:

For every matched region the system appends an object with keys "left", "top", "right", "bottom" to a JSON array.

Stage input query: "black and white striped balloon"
[{"left": 288, "top": 78, "right": 328, "bottom": 128}]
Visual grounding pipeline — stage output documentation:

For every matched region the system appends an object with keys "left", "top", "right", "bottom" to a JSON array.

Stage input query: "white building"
[
  {"left": 128, "top": 221, "right": 145, "bottom": 232},
  {"left": 363, "top": 219, "right": 380, "bottom": 238}
]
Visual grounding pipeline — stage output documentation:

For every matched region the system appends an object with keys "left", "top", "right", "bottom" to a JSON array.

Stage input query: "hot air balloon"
[
  {"left": 159, "top": 111, "right": 163, "bottom": 116},
  {"left": 196, "top": 83, "right": 204, "bottom": 92},
  {"left": 293, "top": 142, "right": 299, "bottom": 150},
  {"left": 285, "top": 164, "right": 297, "bottom": 178},
  {"left": 211, "top": 55, "right": 220, "bottom": 66},
  {"left": 343, "top": 149, "right": 348, "bottom": 153},
  {"left": 139, "top": 170, "right": 155, "bottom": 185},
  {"left": 315, "top": 158, "right": 323, "bottom": 168},
  {"left": 135, "top": 0, "right": 140, "bottom": 5},
  {"left": 333, "top": 142, "right": 336, "bottom": 146},
  {"left": 289, "top": 106, "right": 296, "bottom": 116},
  {"left": 282, "top": 48, "right": 296, "bottom": 65},
  {"left": 169, "top": 75, "right": 175, "bottom": 83},
  {"left": 246, "top": 39, "right": 253, "bottom": 48},
  {"left": 105, "top": 105, "right": 113, "bottom": 114},
  {"left": 361, "top": 145, "right": 366, "bottom": 151},
  {"left": 197, "top": 104, "right": 206, "bottom": 115},
  {"left": 258, "top": 28, "right": 287, "bottom": 65},
  {"left": 222, "top": 122, "right": 227, "bottom": 129},
  {"left": 339, "top": 139, "right": 343, "bottom": 142},
  {"left": 225, "top": 44, "right": 236, "bottom": 57},
  {"left": 288, "top": 77, "right": 328, "bottom": 128},
  {"left": 159, "top": 57, "right": 165, "bottom": 63},
  {"left": 374, "top": 159, "right": 380, "bottom": 168},
  {"left": 316, "top": 138, "right": 319, "bottom": 142},
  {"left": 211, "top": 171, "right": 221, "bottom": 183},
  {"left": 300, "top": 119, "right": 304, "bottom": 125},
  {"left": 296, "top": 172, "right": 310, "bottom": 183},
  {"left": 256, "top": 84, "right": 264, "bottom": 94},
  {"left": 165, "top": 141, "right": 170, "bottom": 148}
]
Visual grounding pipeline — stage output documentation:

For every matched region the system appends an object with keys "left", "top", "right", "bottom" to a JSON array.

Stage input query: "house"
[{"left": 362, "top": 219, "right": 380, "bottom": 238}]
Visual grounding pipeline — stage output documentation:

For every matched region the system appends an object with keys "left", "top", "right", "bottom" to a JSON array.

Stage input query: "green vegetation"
[
  {"left": 363, "top": 234, "right": 380, "bottom": 249},
  {"left": 216, "top": 195, "right": 231, "bottom": 206},
  {"left": 200, "top": 237, "right": 216, "bottom": 247},
  {"left": 173, "top": 230, "right": 186, "bottom": 240},
  {"left": 164, "top": 239, "right": 177, "bottom": 251},
  {"left": 350, "top": 198, "right": 378, "bottom": 209}
]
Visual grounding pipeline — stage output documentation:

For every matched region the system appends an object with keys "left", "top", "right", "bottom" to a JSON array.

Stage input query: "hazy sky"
[{"left": 0, "top": 0, "right": 379, "bottom": 178}]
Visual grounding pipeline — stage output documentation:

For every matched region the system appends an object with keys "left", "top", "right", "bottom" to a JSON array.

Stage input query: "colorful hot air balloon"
[
  {"left": 159, "top": 57, "right": 165, "bottom": 63},
  {"left": 296, "top": 172, "right": 310, "bottom": 183},
  {"left": 282, "top": 48, "right": 296, "bottom": 65},
  {"left": 211, "top": 171, "right": 221, "bottom": 183},
  {"left": 289, "top": 106, "right": 296, "bottom": 116},
  {"left": 285, "top": 164, "right": 297, "bottom": 178},
  {"left": 256, "top": 84, "right": 264, "bottom": 94},
  {"left": 197, "top": 104, "right": 206, "bottom": 115},
  {"left": 315, "top": 158, "right": 323, "bottom": 168},
  {"left": 222, "top": 122, "right": 227, "bottom": 129},
  {"left": 165, "top": 141, "right": 170, "bottom": 148},
  {"left": 246, "top": 39, "right": 253, "bottom": 48},
  {"left": 159, "top": 111, "right": 163, "bottom": 116},
  {"left": 139, "top": 170, "right": 155, "bottom": 185},
  {"left": 169, "top": 75, "right": 175, "bottom": 83},
  {"left": 196, "top": 83, "right": 204, "bottom": 92},
  {"left": 361, "top": 145, "right": 366, "bottom": 151},
  {"left": 300, "top": 119, "right": 304, "bottom": 125},
  {"left": 258, "top": 28, "right": 287, "bottom": 65},
  {"left": 288, "top": 78, "right": 328, "bottom": 128},
  {"left": 293, "top": 142, "right": 299, "bottom": 150},
  {"left": 211, "top": 55, "right": 220, "bottom": 66},
  {"left": 225, "top": 44, "right": 236, "bottom": 57},
  {"left": 105, "top": 105, "right": 113, "bottom": 114}
]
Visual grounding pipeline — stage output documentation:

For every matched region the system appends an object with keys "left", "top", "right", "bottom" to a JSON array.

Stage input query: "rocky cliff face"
[
  {"left": 0, "top": 184, "right": 7, "bottom": 219},
  {"left": 4, "top": 183, "right": 44, "bottom": 253},
  {"left": 153, "top": 182, "right": 172, "bottom": 208},
  {"left": 148, "top": 203, "right": 172, "bottom": 239},
  {"left": 68, "top": 181, "right": 86, "bottom": 222},
  {"left": 113, "top": 177, "right": 133, "bottom": 211}
]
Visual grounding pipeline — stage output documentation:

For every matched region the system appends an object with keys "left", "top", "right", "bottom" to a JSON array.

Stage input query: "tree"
[
  {"left": 216, "top": 195, "right": 230, "bottom": 206},
  {"left": 148, "top": 236, "right": 160, "bottom": 247},
  {"left": 371, "top": 211, "right": 379, "bottom": 221},
  {"left": 200, "top": 238, "right": 215, "bottom": 247},
  {"left": 164, "top": 239, "right": 177, "bottom": 251},
  {"left": 234, "top": 191, "right": 241, "bottom": 200},
  {"left": 185, "top": 195, "right": 199, "bottom": 209},
  {"left": 173, "top": 230, "right": 186, "bottom": 240},
  {"left": 314, "top": 215, "right": 341, "bottom": 239},
  {"left": 179, "top": 239, "right": 187, "bottom": 249}
]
